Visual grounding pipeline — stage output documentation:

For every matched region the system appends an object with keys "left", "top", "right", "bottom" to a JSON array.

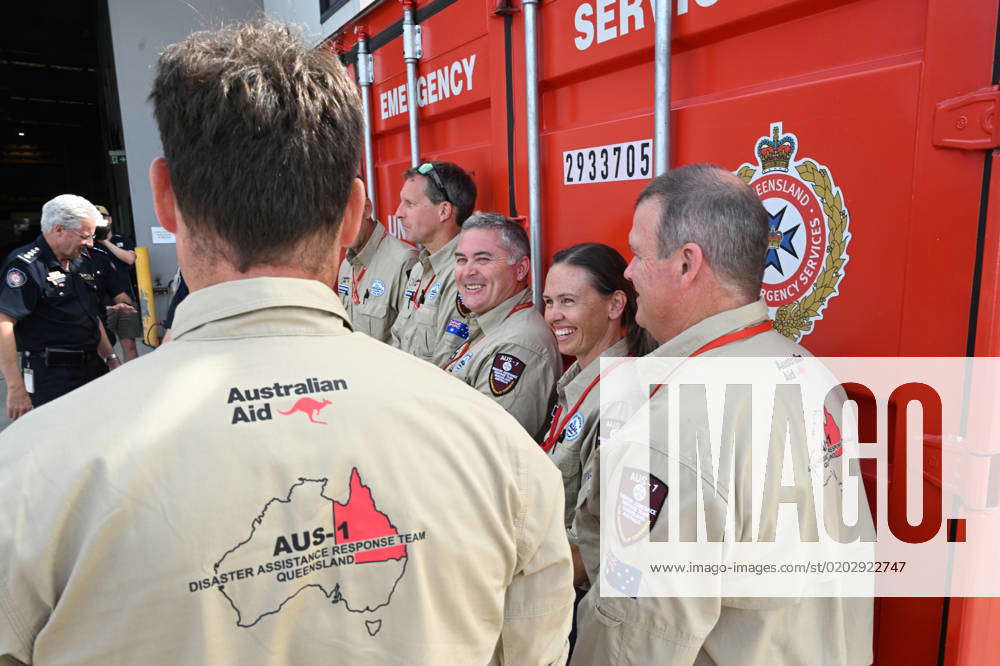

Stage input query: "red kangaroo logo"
[{"left": 279, "top": 397, "right": 332, "bottom": 425}]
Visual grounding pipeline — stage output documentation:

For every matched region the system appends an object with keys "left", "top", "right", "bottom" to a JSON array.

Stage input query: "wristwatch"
[{"left": 105, "top": 353, "right": 120, "bottom": 363}]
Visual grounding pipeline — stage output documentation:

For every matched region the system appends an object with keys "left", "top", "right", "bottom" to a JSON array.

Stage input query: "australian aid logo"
[{"left": 735, "top": 123, "right": 851, "bottom": 341}]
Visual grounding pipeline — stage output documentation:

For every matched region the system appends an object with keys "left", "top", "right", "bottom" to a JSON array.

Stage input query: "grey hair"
[
  {"left": 635, "top": 163, "right": 769, "bottom": 301},
  {"left": 40, "top": 194, "right": 101, "bottom": 234},
  {"left": 461, "top": 211, "right": 530, "bottom": 263}
]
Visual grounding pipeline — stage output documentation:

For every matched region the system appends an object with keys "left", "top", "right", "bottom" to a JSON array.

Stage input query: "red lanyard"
[
  {"left": 541, "top": 356, "right": 629, "bottom": 452},
  {"left": 410, "top": 272, "right": 436, "bottom": 309},
  {"left": 350, "top": 230, "right": 388, "bottom": 305},
  {"left": 442, "top": 301, "right": 534, "bottom": 371},
  {"left": 648, "top": 321, "right": 774, "bottom": 398},
  {"left": 350, "top": 266, "right": 367, "bottom": 305}
]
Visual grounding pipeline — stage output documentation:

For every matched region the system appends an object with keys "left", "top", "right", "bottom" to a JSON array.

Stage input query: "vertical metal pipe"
[
  {"left": 402, "top": 2, "right": 421, "bottom": 167},
  {"left": 653, "top": 0, "right": 672, "bottom": 176},
  {"left": 523, "top": 0, "right": 543, "bottom": 308},
  {"left": 356, "top": 32, "right": 378, "bottom": 219}
]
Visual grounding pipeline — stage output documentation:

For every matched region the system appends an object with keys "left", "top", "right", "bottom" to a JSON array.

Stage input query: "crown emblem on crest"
[{"left": 756, "top": 124, "right": 796, "bottom": 173}]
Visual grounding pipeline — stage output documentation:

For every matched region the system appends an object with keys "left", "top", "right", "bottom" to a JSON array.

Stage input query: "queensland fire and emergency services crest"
[{"left": 735, "top": 123, "right": 851, "bottom": 341}]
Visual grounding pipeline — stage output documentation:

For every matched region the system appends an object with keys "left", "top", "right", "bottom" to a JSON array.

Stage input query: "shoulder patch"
[
  {"left": 5, "top": 268, "right": 26, "bottom": 289},
  {"left": 616, "top": 467, "right": 668, "bottom": 545},
  {"left": 489, "top": 353, "right": 526, "bottom": 396},
  {"left": 370, "top": 279, "right": 386, "bottom": 297},
  {"left": 444, "top": 319, "right": 470, "bottom": 340},
  {"left": 456, "top": 293, "right": 472, "bottom": 318}
]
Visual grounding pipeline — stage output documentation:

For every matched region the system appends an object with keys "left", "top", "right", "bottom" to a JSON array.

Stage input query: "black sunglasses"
[{"left": 417, "top": 162, "right": 453, "bottom": 205}]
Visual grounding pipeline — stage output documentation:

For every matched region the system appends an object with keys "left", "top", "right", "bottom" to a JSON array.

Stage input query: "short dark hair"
[
  {"left": 636, "top": 163, "right": 769, "bottom": 301},
  {"left": 551, "top": 243, "right": 655, "bottom": 356},
  {"left": 461, "top": 212, "right": 529, "bottom": 262},
  {"left": 403, "top": 161, "right": 477, "bottom": 227},
  {"left": 150, "top": 19, "right": 363, "bottom": 272}
]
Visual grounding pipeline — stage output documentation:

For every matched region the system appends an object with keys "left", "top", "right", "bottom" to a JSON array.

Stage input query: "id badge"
[{"left": 23, "top": 367, "right": 34, "bottom": 394}]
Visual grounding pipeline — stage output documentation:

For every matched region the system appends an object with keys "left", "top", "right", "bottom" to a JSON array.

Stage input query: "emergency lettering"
[{"left": 380, "top": 55, "right": 477, "bottom": 120}]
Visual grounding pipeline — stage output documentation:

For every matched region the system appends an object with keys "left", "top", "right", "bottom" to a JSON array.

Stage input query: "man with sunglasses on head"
[
  {"left": 390, "top": 160, "right": 478, "bottom": 366},
  {"left": 0, "top": 194, "right": 120, "bottom": 420}
]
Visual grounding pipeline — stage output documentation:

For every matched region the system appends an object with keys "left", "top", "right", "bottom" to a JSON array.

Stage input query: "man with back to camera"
[
  {"left": 389, "top": 160, "right": 478, "bottom": 366},
  {"left": 95, "top": 204, "right": 143, "bottom": 361},
  {"left": 0, "top": 20, "right": 573, "bottom": 665},
  {"left": 336, "top": 197, "right": 418, "bottom": 342},
  {"left": 0, "top": 194, "right": 121, "bottom": 419},
  {"left": 570, "top": 163, "right": 873, "bottom": 665},
  {"left": 444, "top": 212, "right": 561, "bottom": 440}
]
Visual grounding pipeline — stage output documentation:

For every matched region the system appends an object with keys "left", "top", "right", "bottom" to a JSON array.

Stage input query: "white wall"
[
  {"left": 107, "top": 0, "right": 263, "bottom": 319},
  {"left": 263, "top": 0, "right": 381, "bottom": 46}
]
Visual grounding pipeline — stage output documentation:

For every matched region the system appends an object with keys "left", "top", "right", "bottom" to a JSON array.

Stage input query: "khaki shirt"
[
  {"left": 572, "top": 300, "right": 874, "bottom": 666},
  {"left": 0, "top": 277, "right": 573, "bottom": 665},
  {"left": 336, "top": 220, "right": 418, "bottom": 342},
  {"left": 389, "top": 235, "right": 472, "bottom": 367},
  {"left": 446, "top": 289, "right": 561, "bottom": 440},
  {"left": 545, "top": 338, "right": 630, "bottom": 538}
]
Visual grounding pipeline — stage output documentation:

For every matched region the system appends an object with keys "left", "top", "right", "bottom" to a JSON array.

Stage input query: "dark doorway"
[{"left": 0, "top": 0, "right": 131, "bottom": 259}]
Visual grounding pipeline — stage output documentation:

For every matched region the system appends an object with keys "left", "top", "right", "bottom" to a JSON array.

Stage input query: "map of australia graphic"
[{"left": 215, "top": 469, "right": 407, "bottom": 628}]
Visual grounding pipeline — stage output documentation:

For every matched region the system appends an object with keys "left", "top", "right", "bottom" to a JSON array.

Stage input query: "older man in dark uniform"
[{"left": 0, "top": 194, "right": 120, "bottom": 419}]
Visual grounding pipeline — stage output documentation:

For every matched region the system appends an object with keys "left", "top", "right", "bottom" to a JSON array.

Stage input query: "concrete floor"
[{"left": 0, "top": 338, "right": 155, "bottom": 432}]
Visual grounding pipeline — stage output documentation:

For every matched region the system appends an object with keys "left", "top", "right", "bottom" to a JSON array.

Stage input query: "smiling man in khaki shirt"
[
  {"left": 445, "top": 212, "right": 561, "bottom": 440},
  {"left": 0, "top": 21, "right": 573, "bottom": 666}
]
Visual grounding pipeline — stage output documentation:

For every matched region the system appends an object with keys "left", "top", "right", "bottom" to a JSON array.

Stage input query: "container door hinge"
[{"left": 933, "top": 85, "right": 1000, "bottom": 151}]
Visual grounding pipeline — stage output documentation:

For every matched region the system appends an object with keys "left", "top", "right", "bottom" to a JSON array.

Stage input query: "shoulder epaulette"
[{"left": 15, "top": 247, "right": 40, "bottom": 265}]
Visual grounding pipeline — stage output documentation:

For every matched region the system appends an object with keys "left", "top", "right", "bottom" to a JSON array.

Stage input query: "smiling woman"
[{"left": 540, "top": 242, "right": 653, "bottom": 588}]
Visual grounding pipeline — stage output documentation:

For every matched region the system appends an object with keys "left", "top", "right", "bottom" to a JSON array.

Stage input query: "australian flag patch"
[{"left": 445, "top": 319, "right": 470, "bottom": 340}]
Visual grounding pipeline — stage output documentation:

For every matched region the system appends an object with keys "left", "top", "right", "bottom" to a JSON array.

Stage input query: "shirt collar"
[
  {"left": 649, "top": 299, "right": 769, "bottom": 357},
  {"left": 473, "top": 288, "right": 532, "bottom": 334},
  {"left": 170, "top": 277, "right": 354, "bottom": 341},
  {"left": 36, "top": 234, "right": 85, "bottom": 273},
  {"left": 425, "top": 234, "right": 460, "bottom": 274},
  {"left": 559, "top": 336, "right": 630, "bottom": 402},
  {"left": 347, "top": 220, "right": 387, "bottom": 268}
]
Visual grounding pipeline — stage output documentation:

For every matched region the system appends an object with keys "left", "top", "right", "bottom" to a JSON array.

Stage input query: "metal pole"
[
  {"left": 524, "top": 0, "right": 543, "bottom": 308},
  {"left": 402, "top": 2, "right": 422, "bottom": 167},
  {"left": 356, "top": 32, "right": 378, "bottom": 218},
  {"left": 653, "top": 0, "right": 672, "bottom": 175}
]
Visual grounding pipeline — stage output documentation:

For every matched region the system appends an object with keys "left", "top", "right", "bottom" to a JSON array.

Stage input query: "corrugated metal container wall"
[{"left": 331, "top": 0, "right": 1000, "bottom": 663}]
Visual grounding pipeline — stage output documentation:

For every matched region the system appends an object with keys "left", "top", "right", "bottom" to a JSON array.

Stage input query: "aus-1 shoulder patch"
[
  {"left": 489, "top": 353, "right": 526, "bottom": 396},
  {"left": 616, "top": 467, "right": 668, "bottom": 545},
  {"left": 456, "top": 293, "right": 472, "bottom": 318},
  {"left": 5, "top": 268, "right": 26, "bottom": 289}
]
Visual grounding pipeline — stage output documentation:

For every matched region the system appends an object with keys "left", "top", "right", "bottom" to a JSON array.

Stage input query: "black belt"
[{"left": 23, "top": 348, "right": 99, "bottom": 369}]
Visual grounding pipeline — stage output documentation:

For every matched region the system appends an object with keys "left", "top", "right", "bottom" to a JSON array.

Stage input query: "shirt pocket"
[{"left": 358, "top": 292, "right": 390, "bottom": 319}]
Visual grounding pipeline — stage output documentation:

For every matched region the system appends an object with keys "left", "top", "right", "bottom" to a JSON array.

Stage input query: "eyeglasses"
[
  {"left": 68, "top": 229, "right": 96, "bottom": 241},
  {"left": 417, "top": 162, "right": 453, "bottom": 205}
]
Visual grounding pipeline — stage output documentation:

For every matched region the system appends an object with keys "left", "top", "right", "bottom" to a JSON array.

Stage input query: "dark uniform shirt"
[
  {"left": 0, "top": 235, "right": 104, "bottom": 352},
  {"left": 107, "top": 235, "right": 137, "bottom": 299},
  {"left": 83, "top": 245, "right": 123, "bottom": 318}
]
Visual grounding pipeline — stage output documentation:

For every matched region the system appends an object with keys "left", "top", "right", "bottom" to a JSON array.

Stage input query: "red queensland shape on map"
[{"left": 332, "top": 468, "right": 407, "bottom": 564}]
